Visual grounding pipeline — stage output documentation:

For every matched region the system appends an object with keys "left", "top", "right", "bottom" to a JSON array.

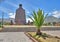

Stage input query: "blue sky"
[{"left": 0, "top": 0, "right": 60, "bottom": 21}]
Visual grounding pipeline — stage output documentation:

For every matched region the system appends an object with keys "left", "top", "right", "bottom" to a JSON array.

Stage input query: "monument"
[{"left": 15, "top": 4, "right": 26, "bottom": 25}]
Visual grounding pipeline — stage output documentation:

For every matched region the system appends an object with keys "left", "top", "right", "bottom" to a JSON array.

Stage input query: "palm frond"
[{"left": 28, "top": 16, "right": 34, "bottom": 22}]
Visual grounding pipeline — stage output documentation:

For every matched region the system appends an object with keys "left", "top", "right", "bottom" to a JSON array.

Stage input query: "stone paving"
[
  {"left": 42, "top": 30, "right": 60, "bottom": 37},
  {"left": 0, "top": 32, "right": 32, "bottom": 42}
]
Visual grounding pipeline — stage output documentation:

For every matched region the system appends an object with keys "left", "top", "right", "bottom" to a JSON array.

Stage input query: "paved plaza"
[{"left": 0, "top": 32, "right": 32, "bottom": 42}]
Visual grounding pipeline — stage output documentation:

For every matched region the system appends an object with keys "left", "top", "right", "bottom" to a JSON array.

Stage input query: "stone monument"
[{"left": 15, "top": 4, "right": 26, "bottom": 25}]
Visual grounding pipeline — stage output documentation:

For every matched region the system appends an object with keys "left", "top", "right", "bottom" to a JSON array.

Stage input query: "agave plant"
[{"left": 28, "top": 9, "right": 48, "bottom": 35}]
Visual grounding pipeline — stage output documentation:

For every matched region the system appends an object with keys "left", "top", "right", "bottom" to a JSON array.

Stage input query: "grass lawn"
[{"left": 28, "top": 32, "right": 60, "bottom": 42}]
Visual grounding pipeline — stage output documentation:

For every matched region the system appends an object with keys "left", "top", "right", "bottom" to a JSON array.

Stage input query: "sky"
[{"left": 0, "top": 0, "right": 60, "bottom": 22}]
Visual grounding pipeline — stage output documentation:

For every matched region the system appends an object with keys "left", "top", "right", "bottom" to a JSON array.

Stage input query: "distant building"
[
  {"left": 15, "top": 4, "right": 26, "bottom": 25},
  {"left": 0, "top": 18, "right": 15, "bottom": 25}
]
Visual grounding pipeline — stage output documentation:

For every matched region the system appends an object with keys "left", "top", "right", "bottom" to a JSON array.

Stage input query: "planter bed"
[{"left": 26, "top": 32, "right": 60, "bottom": 42}]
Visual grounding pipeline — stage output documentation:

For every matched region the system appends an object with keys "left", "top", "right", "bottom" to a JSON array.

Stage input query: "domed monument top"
[
  {"left": 19, "top": 4, "right": 22, "bottom": 6},
  {"left": 19, "top": 4, "right": 22, "bottom": 8}
]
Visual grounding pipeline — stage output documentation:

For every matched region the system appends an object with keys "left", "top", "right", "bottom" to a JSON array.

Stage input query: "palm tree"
[{"left": 28, "top": 9, "right": 48, "bottom": 35}]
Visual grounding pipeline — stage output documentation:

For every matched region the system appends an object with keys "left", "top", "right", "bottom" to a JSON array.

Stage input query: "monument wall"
[{"left": 15, "top": 4, "right": 26, "bottom": 25}]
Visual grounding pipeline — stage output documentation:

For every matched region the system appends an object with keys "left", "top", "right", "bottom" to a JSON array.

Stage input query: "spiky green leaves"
[{"left": 28, "top": 9, "right": 48, "bottom": 29}]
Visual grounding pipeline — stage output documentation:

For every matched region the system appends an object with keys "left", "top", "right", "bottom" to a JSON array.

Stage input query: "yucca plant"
[{"left": 28, "top": 9, "right": 48, "bottom": 35}]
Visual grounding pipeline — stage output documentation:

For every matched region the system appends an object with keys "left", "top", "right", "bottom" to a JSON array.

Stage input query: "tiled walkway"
[{"left": 0, "top": 32, "right": 32, "bottom": 42}]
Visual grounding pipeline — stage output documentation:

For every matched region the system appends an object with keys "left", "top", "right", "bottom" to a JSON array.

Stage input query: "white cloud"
[
  {"left": 52, "top": 11, "right": 60, "bottom": 18},
  {"left": 49, "top": 10, "right": 60, "bottom": 18},
  {"left": 49, "top": 12, "right": 51, "bottom": 15},
  {"left": 9, "top": 13, "right": 15, "bottom": 18},
  {"left": 26, "top": 11, "right": 30, "bottom": 13},
  {"left": 52, "top": 11, "right": 58, "bottom": 14},
  {"left": 26, "top": 10, "right": 30, "bottom": 14}
]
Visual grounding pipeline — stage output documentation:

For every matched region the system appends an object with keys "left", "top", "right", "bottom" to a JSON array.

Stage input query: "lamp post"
[
  {"left": 2, "top": 12, "right": 4, "bottom": 28},
  {"left": 0, "top": 0, "right": 5, "bottom": 28}
]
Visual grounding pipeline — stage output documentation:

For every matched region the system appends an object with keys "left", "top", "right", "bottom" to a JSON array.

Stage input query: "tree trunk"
[{"left": 36, "top": 28, "right": 42, "bottom": 35}]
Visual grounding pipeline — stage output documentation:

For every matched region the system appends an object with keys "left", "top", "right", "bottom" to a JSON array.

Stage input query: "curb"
[{"left": 24, "top": 32, "right": 38, "bottom": 42}]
